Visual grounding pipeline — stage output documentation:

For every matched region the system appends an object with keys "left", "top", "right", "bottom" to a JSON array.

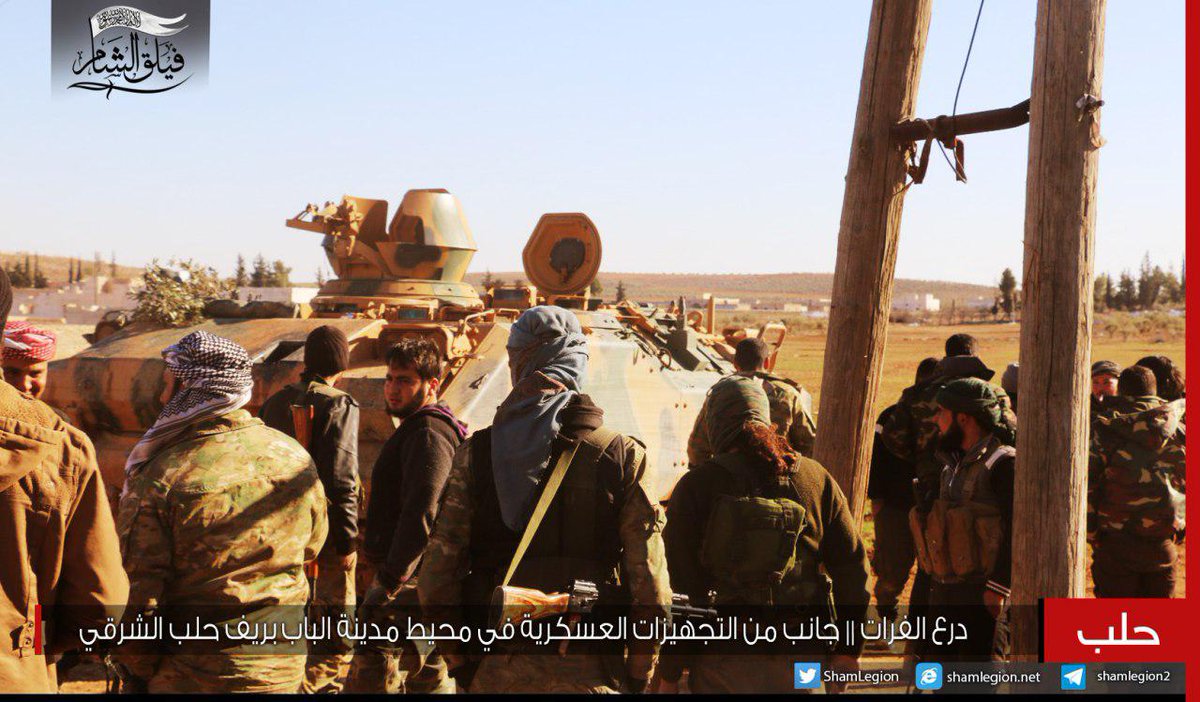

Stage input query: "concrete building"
[
  {"left": 13, "top": 276, "right": 143, "bottom": 324},
  {"left": 962, "top": 295, "right": 996, "bottom": 310},
  {"left": 892, "top": 292, "right": 941, "bottom": 313},
  {"left": 11, "top": 278, "right": 319, "bottom": 325}
]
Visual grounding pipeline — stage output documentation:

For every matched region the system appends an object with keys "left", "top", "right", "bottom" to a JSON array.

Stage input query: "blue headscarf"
[{"left": 491, "top": 306, "right": 589, "bottom": 530}]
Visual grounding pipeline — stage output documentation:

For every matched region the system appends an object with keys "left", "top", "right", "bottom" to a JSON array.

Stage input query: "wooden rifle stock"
[{"left": 490, "top": 579, "right": 717, "bottom": 630}]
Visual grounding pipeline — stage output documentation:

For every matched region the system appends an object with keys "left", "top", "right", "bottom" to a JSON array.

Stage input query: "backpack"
[{"left": 699, "top": 454, "right": 825, "bottom": 606}]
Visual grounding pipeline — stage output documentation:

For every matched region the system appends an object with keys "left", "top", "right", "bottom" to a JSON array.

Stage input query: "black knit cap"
[
  {"left": 1091, "top": 360, "right": 1121, "bottom": 379},
  {"left": 0, "top": 267, "right": 11, "bottom": 329},
  {"left": 304, "top": 325, "right": 350, "bottom": 378}
]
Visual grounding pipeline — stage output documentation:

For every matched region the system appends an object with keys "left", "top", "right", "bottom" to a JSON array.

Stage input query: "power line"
[
  {"left": 954, "top": 0, "right": 987, "bottom": 118},
  {"left": 937, "top": 0, "right": 986, "bottom": 179}
]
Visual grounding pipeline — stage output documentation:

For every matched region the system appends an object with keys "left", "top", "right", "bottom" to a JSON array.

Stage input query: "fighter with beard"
[
  {"left": 345, "top": 338, "right": 467, "bottom": 693},
  {"left": 912, "top": 378, "right": 1015, "bottom": 667}
]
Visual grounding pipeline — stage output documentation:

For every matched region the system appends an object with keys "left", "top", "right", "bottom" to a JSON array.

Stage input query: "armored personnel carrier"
[{"left": 45, "top": 189, "right": 788, "bottom": 502}]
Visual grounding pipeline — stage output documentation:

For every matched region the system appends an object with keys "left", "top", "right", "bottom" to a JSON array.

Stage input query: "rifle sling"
[{"left": 501, "top": 425, "right": 619, "bottom": 588}]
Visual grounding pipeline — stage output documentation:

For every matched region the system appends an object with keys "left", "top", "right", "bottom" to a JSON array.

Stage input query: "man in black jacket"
[
  {"left": 867, "top": 357, "right": 939, "bottom": 624},
  {"left": 345, "top": 338, "right": 466, "bottom": 693},
  {"left": 258, "top": 325, "right": 360, "bottom": 693}
]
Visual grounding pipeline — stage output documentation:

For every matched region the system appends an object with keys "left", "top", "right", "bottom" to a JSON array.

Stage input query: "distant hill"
[
  {"left": 464, "top": 271, "right": 997, "bottom": 306},
  {"left": 1, "top": 251, "right": 998, "bottom": 305},
  {"left": 0, "top": 252, "right": 142, "bottom": 287}
]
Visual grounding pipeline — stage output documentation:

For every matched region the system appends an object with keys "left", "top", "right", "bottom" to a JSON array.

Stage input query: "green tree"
[
  {"left": 270, "top": 260, "right": 292, "bottom": 287},
  {"left": 234, "top": 254, "right": 249, "bottom": 287},
  {"left": 110, "top": 251, "right": 117, "bottom": 278},
  {"left": 1093, "top": 273, "right": 1110, "bottom": 312},
  {"left": 33, "top": 255, "right": 46, "bottom": 288},
  {"left": 481, "top": 270, "right": 496, "bottom": 290},
  {"left": 250, "top": 254, "right": 269, "bottom": 287},
  {"left": 589, "top": 279, "right": 604, "bottom": 297},
  {"left": 1136, "top": 253, "right": 1158, "bottom": 309},
  {"left": 998, "top": 268, "right": 1017, "bottom": 318},
  {"left": 1157, "top": 266, "right": 1180, "bottom": 307},
  {"left": 4, "top": 262, "right": 29, "bottom": 287},
  {"left": 133, "top": 259, "right": 234, "bottom": 327},
  {"left": 615, "top": 280, "right": 628, "bottom": 302},
  {"left": 1116, "top": 270, "right": 1137, "bottom": 310}
]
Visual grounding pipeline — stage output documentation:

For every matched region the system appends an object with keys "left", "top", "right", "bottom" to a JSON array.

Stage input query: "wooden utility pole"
[
  {"left": 813, "top": 0, "right": 932, "bottom": 522},
  {"left": 1010, "top": 0, "right": 1106, "bottom": 659}
]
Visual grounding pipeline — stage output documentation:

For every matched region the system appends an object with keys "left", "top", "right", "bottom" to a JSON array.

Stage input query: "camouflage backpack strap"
[
  {"left": 755, "top": 370, "right": 798, "bottom": 389},
  {"left": 501, "top": 425, "right": 620, "bottom": 587}
]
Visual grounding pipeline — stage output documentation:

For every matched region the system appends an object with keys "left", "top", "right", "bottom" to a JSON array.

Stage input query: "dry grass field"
[
  {"left": 766, "top": 321, "right": 1186, "bottom": 605},
  {"left": 772, "top": 321, "right": 1185, "bottom": 421}
]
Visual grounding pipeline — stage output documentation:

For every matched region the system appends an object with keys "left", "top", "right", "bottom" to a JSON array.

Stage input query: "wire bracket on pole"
[{"left": 895, "top": 98, "right": 1030, "bottom": 184}]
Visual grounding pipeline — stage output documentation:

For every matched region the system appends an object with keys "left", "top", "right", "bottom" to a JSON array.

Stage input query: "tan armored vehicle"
[{"left": 45, "top": 189, "right": 787, "bottom": 503}]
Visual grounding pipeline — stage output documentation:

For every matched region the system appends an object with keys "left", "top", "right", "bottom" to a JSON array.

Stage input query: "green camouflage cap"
[
  {"left": 706, "top": 374, "right": 771, "bottom": 454},
  {"left": 936, "top": 377, "right": 1003, "bottom": 429}
]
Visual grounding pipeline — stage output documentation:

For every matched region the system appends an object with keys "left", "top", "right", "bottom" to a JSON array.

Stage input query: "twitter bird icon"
[{"left": 794, "top": 662, "right": 822, "bottom": 689}]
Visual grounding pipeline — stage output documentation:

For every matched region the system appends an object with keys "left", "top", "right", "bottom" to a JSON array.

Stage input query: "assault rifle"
[{"left": 489, "top": 579, "right": 716, "bottom": 631}]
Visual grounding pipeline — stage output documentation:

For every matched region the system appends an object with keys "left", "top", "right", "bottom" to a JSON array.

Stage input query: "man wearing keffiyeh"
[
  {"left": 123, "top": 330, "right": 255, "bottom": 480},
  {"left": 2, "top": 321, "right": 58, "bottom": 399},
  {"left": 111, "top": 330, "right": 328, "bottom": 693}
]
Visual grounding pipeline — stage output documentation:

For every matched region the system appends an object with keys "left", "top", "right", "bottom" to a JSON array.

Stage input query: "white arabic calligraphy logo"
[
  {"left": 69, "top": 5, "right": 191, "bottom": 98},
  {"left": 1076, "top": 612, "right": 1160, "bottom": 654}
]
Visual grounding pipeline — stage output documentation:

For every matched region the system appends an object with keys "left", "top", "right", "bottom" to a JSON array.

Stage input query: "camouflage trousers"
[
  {"left": 344, "top": 646, "right": 454, "bottom": 694},
  {"left": 143, "top": 656, "right": 304, "bottom": 694},
  {"left": 1092, "top": 532, "right": 1178, "bottom": 598},
  {"left": 471, "top": 653, "right": 620, "bottom": 694},
  {"left": 301, "top": 550, "right": 357, "bottom": 694}
]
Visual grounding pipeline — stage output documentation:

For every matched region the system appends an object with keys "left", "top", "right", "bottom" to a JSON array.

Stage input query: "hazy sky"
[{"left": 0, "top": 1, "right": 1185, "bottom": 286}]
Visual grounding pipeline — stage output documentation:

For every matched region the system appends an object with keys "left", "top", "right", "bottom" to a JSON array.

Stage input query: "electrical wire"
[
  {"left": 954, "top": 0, "right": 987, "bottom": 118},
  {"left": 936, "top": 0, "right": 986, "bottom": 179}
]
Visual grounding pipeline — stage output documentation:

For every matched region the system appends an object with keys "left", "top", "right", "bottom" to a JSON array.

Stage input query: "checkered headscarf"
[
  {"left": 3, "top": 321, "right": 57, "bottom": 363},
  {"left": 124, "top": 331, "right": 255, "bottom": 480}
]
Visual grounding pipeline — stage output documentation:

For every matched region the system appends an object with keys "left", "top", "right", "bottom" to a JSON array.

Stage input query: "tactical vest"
[
  {"left": 699, "top": 453, "right": 832, "bottom": 608},
  {"left": 910, "top": 440, "right": 1012, "bottom": 583},
  {"left": 465, "top": 427, "right": 626, "bottom": 605}
]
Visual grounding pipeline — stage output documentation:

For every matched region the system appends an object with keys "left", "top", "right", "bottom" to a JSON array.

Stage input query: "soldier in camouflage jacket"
[
  {"left": 1087, "top": 366, "right": 1185, "bottom": 598},
  {"left": 688, "top": 338, "right": 816, "bottom": 464},
  {"left": 112, "top": 332, "right": 328, "bottom": 693}
]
